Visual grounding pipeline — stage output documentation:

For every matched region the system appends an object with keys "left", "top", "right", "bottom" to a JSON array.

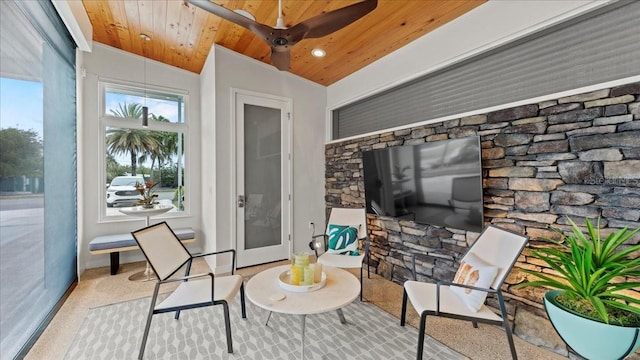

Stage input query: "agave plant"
[{"left": 518, "top": 217, "right": 640, "bottom": 325}]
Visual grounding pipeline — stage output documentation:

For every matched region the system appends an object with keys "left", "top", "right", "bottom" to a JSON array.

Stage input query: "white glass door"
[{"left": 234, "top": 90, "right": 291, "bottom": 267}]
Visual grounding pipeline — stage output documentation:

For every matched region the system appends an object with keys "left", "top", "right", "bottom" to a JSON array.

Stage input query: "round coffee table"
[{"left": 246, "top": 264, "right": 360, "bottom": 359}]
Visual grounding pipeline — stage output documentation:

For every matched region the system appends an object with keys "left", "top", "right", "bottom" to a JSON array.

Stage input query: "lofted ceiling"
[{"left": 81, "top": 0, "right": 486, "bottom": 86}]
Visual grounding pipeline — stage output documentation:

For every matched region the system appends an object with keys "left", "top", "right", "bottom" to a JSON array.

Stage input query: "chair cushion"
[
  {"left": 450, "top": 253, "right": 499, "bottom": 312},
  {"left": 318, "top": 253, "right": 365, "bottom": 269},
  {"left": 155, "top": 274, "right": 243, "bottom": 311},
  {"left": 327, "top": 224, "right": 359, "bottom": 255},
  {"left": 404, "top": 280, "right": 502, "bottom": 322}
]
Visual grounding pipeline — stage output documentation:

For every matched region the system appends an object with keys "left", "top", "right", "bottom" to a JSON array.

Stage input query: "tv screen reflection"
[{"left": 362, "top": 136, "right": 483, "bottom": 232}]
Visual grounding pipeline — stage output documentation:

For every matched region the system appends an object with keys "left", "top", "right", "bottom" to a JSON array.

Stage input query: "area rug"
[{"left": 65, "top": 295, "right": 466, "bottom": 360}]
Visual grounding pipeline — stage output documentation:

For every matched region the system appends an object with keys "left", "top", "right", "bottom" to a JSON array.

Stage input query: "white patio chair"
[
  {"left": 131, "top": 222, "right": 246, "bottom": 359},
  {"left": 400, "top": 225, "right": 528, "bottom": 360},
  {"left": 309, "top": 207, "right": 370, "bottom": 301}
]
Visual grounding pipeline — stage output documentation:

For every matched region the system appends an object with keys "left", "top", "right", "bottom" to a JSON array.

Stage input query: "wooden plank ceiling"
[{"left": 81, "top": 0, "right": 486, "bottom": 86}]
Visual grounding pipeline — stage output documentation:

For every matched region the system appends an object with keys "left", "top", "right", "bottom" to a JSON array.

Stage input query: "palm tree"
[
  {"left": 137, "top": 115, "right": 176, "bottom": 183},
  {"left": 106, "top": 102, "right": 159, "bottom": 175}
]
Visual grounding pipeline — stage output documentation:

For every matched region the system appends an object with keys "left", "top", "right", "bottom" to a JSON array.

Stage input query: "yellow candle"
[
  {"left": 294, "top": 253, "right": 309, "bottom": 267},
  {"left": 312, "top": 263, "right": 322, "bottom": 283},
  {"left": 304, "top": 266, "right": 314, "bottom": 285},
  {"left": 290, "top": 264, "right": 302, "bottom": 285}
]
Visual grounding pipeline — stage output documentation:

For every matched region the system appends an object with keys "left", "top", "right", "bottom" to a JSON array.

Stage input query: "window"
[
  {"left": 0, "top": 1, "right": 77, "bottom": 358},
  {"left": 101, "top": 83, "right": 187, "bottom": 217}
]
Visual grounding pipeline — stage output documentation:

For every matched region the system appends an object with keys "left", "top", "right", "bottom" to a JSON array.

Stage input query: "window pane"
[
  {"left": 105, "top": 85, "right": 184, "bottom": 124},
  {"left": 0, "top": 1, "right": 77, "bottom": 358},
  {"left": 105, "top": 127, "right": 185, "bottom": 215}
]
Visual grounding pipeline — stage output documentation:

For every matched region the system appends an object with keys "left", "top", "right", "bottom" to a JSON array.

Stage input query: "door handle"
[{"left": 238, "top": 195, "right": 245, "bottom": 208}]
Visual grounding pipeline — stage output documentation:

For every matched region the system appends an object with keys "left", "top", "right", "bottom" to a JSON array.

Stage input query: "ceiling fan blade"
[
  {"left": 290, "top": 0, "right": 378, "bottom": 39},
  {"left": 187, "top": 0, "right": 272, "bottom": 38},
  {"left": 270, "top": 48, "right": 291, "bottom": 71}
]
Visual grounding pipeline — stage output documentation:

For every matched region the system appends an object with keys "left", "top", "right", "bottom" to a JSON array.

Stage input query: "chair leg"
[
  {"left": 139, "top": 286, "right": 160, "bottom": 360},
  {"left": 400, "top": 288, "right": 408, "bottom": 326},
  {"left": 497, "top": 291, "right": 518, "bottom": 360},
  {"left": 360, "top": 266, "right": 364, "bottom": 301},
  {"left": 175, "top": 260, "right": 195, "bottom": 320},
  {"left": 367, "top": 252, "right": 371, "bottom": 278},
  {"left": 417, "top": 312, "right": 428, "bottom": 360},
  {"left": 504, "top": 319, "right": 518, "bottom": 360},
  {"left": 222, "top": 301, "right": 233, "bottom": 353},
  {"left": 240, "top": 283, "right": 247, "bottom": 319}
]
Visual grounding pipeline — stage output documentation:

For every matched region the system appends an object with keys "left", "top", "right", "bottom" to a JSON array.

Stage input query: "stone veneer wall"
[{"left": 324, "top": 82, "right": 640, "bottom": 357}]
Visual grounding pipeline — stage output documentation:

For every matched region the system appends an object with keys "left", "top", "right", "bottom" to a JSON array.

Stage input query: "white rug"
[{"left": 65, "top": 295, "right": 465, "bottom": 360}]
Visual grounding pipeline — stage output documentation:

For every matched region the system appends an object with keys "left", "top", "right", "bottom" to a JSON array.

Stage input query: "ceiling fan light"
[{"left": 311, "top": 48, "right": 326, "bottom": 58}]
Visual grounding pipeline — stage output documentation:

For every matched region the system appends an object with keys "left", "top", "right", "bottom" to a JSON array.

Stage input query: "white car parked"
[{"left": 106, "top": 175, "right": 144, "bottom": 207}]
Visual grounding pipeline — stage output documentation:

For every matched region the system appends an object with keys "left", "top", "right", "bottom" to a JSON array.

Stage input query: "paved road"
[
  {"left": 0, "top": 196, "right": 43, "bottom": 211},
  {"left": 0, "top": 196, "right": 45, "bottom": 356}
]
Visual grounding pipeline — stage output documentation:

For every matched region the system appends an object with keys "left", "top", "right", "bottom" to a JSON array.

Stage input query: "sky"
[
  {"left": 0, "top": 78, "right": 43, "bottom": 137},
  {"left": 105, "top": 92, "right": 182, "bottom": 123},
  {"left": 1, "top": 77, "right": 183, "bottom": 136},
  {"left": 1, "top": 77, "right": 184, "bottom": 166},
  {"left": 0, "top": 77, "right": 184, "bottom": 170}
]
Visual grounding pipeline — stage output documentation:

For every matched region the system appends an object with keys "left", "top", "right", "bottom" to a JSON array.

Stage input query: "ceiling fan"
[{"left": 186, "top": 0, "right": 378, "bottom": 71}]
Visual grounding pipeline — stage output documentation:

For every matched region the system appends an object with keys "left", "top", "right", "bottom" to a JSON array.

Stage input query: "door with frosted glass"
[{"left": 235, "top": 91, "right": 291, "bottom": 267}]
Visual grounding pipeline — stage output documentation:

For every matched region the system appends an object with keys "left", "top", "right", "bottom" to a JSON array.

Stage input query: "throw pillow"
[
  {"left": 450, "top": 253, "right": 499, "bottom": 312},
  {"left": 327, "top": 224, "right": 359, "bottom": 255}
]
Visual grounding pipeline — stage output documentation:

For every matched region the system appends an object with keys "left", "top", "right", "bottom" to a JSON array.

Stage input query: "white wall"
[
  {"left": 81, "top": 44, "right": 201, "bottom": 272},
  {"left": 327, "top": 0, "right": 611, "bottom": 110},
  {"left": 200, "top": 46, "right": 326, "bottom": 262}
]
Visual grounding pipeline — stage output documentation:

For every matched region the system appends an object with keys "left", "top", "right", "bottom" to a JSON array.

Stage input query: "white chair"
[
  {"left": 309, "top": 207, "right": 370, "bottom": 301},
  {"left": 400, "top": 225, "right": 528, "bottom": 360},
  {"left": 131, "top": 222, "right": 246, "bottom": 359}
]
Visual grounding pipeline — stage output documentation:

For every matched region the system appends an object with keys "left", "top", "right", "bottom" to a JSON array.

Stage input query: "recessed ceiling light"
[
  {"left": 311, "top": 48, "right": 326, "bottom": 58},
  {"left": 139, "top": 33, "right": 151, "bottom": 41}
]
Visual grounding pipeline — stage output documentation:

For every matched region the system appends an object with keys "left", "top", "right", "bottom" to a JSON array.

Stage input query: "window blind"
[
  {"left": 0, "top": 1, "right": 77, "bottom": 359},
  {"left": 332, "top": 1, "right": 640, "bottom": 140}
]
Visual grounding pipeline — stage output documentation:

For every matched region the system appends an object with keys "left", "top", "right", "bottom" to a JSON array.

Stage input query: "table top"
[
  {"left": 246, "top": 265, "right": 360, "bottom": 315},
  {"left": 119, "top": 205, "right": 173, "bottom": 218}
]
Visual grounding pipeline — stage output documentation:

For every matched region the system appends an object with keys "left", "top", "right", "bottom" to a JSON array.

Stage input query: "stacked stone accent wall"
[{"left": 325, "top": 82, "right": 640, "bottom": 357}]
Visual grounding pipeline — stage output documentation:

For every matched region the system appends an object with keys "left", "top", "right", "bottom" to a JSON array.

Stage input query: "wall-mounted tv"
[{"left": 362, "top": 136, "right": 484, "bottom": 232}]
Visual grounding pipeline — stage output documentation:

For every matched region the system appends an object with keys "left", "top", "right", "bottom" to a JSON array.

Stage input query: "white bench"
[{"left": 89, "top": 227, "right": 196, "bottom": 275}]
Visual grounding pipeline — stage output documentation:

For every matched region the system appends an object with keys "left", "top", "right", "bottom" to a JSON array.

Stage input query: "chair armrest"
[
  {"left": 192, "top": 249, "right": 237, "bottom": 274},
  {"left": 432, "top": 280, "right": 496, "bottom": 314},
  {"left": 437, "top": 280, "right": 497, "bottom": 294},
  {"left": 161, "top": 272, "right": 214, "bottom": 284}
]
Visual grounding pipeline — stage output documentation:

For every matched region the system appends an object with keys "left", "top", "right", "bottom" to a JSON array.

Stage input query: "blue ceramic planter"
[{"left": 544, "top": 290, "right": 640, "bottom": 360}]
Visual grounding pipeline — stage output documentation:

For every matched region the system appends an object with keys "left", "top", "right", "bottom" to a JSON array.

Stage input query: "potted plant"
[
  {"left": 516, "top": 217, "right": 640, "bottom": 360},
  {"left": 135, "top": 180, "right": 159, "bottom": 208}
]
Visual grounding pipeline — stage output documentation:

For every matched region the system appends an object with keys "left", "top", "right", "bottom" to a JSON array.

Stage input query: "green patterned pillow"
[{"left": 327, "top": 224, "right": 359, "bottom": 256}]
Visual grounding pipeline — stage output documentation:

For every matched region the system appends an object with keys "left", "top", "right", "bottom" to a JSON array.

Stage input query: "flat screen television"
[{"left": 362, "top": 136, "right": 484, "bottom": 232}]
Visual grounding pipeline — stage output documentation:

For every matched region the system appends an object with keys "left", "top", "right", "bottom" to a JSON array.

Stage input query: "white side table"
[
  {"left": 119, "top": 205, "right": 173, "bottom": 281},
  {"left": 246, "top": 265, "right": 360, "bottom": 359}
]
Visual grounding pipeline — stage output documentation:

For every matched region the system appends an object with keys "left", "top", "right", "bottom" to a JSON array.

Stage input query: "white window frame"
[{"left": 98, "top": 80, "right": 190, "bottom": 221}]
